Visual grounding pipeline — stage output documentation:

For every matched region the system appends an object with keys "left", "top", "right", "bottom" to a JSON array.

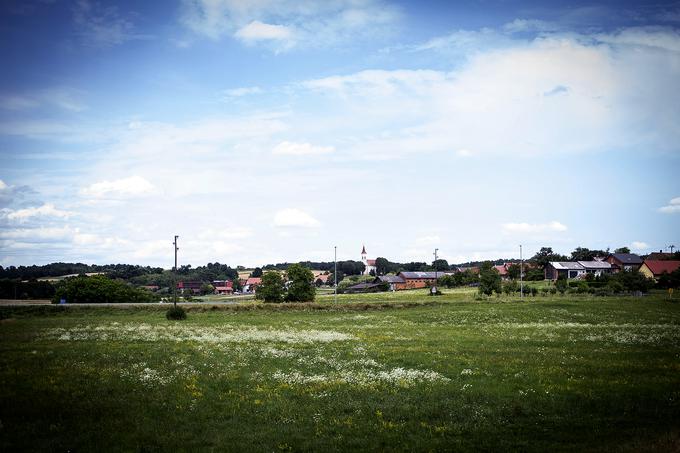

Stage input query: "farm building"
[
  {"left": 639, "top": 260, "right": 680, "bottom": 281},
  {"left": 376, "top": 274, "right": 406, "bottom": 291},
  {"left": 606, "top": 253, "right": 643, "bottom": 272},
  {"left": 177, "top": 281, "right": 202, "bottom": 294},
  {"left": 212, "top": 280, "right": 233, "bottom": 294},
  {"left": 394, "top": 271, "right": 456, "bottom": 290}
]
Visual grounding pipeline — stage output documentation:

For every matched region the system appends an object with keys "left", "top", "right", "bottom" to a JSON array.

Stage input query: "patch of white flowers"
[
  {"left": 44, "top": 324, "right": 355, "bottom": 344},
  {"left": 272, "top": 366, "right": 449, "bottom": 387}
]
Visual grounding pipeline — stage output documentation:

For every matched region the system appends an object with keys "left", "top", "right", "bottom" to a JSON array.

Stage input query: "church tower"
[{"left": 361, "top": 245, "right": 367, "bottom": 267}]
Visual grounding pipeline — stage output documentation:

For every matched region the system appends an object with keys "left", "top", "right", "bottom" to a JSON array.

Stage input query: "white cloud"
[
  {"left": 274, "top": 208, "right": 321, "bottom": 228},
  {"left": 5, "top": 203, "right": 72, "bottom": 221},
  {"left": 0, "top": 226, "right": 74, "bottom": 240},
  {"left": 235, "top": 20, "right": 294, "bottom": 43},
  {"left": 222, "top": 86, "right": 263, "bottom": 97},
  {"left": 596, "top": 26, "right": 680, "bottom": 52},
  {"left": 659, "top": 196, "right": 680, "bottom": 213},
  {"left": 0, "top": 180, "right": 7, "bottom": 190},
  {"left": 72, "top": 0, "right": 148, "bottom": 47},
  {"left": 630, "top": 241, "right": 649, "bottom": 251},
  {"left": 197, "top": 227, "right": 253, "bottom": 240},
  {"left": 272, "top": 141, "right": 334, "bottom": 156},
  {"left": 503, "top": 19, "right": 561, "bottom": 34},
  {"left": 502, "top": 221, "right": 568, "bottom": 233},
  {"left": 80, "top": 176, "right": 155, "bottom": 198},
  {"left": 455, "top": 149, "right": 476, "bottom": 157},
  {"left": 415, "top": 235, "right": 441, "bottom": 246},
  {"left": 301, "top": 29, "right": 680, "bottom": 158},
  {"left": 179, "top": 0, "right": 399, "bottom": 50}
]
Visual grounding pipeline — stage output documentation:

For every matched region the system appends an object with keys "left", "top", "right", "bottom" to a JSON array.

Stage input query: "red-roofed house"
[
  {"left": 244, "top": 277, "right": 262, "bottom": 293},
  {"left": 639, "top": 260, "right": 680, "bottom": 281},
  {"left": 493, "top": 264, "right": 509, "bottom": 280},
  {"left": 213, "top": 280, "right": 233, "bottom": 295}
]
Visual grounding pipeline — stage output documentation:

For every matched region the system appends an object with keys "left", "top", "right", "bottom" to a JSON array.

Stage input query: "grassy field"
[{"left": 1, "top": 290, "right": 680, "bottom": 451}]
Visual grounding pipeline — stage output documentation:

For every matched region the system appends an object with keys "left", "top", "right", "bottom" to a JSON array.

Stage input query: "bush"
[
  {"left": 256, "top": 271, "right": 285, "bottom": 303},
  {"left": 285, "top": 264, "right": 316, "bottom": 302},
  {"left": 53, "top": 275, "right": 157, "bottom": 304},
  {"left": 576, "top": 281, "right": 589, "bottom": 294},
  {"left": 607, "top": 281, "right": 625, "bottom": 294},
  {"left": 530, "top": 287, "right": 538, "bottom": 297},
  {"left": 479, "top": 263, "right": 502, "bottom": 296},
  {"left": 555, "top": 278, "right": 568, "bottom": 295},
  {"left": 594, "top": 287, "right": 613, "bottom": 297},
  {"left": 166, "top": 306, "right": 187, "bottom": 320}
]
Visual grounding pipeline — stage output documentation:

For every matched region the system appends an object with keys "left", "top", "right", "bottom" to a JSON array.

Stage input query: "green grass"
[{"left": 1, "top": 291, "right": 680, "bottom": 451}]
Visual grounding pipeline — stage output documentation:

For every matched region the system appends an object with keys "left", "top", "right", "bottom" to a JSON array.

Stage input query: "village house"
[
  {"left": 243, "top": 277, "right": 261, "bottom": 293},
  {"left": 177, "top": 281, "right": 202, "bottom": 294},
  {"left": 545, "top": 261, "right": 613, "bottom": 280},
  {"left": 639, "top": 260, "right": 680, "bottom": 281},
  {"left": 605, "top": 253, "right": 643, "bottom": 272},
  {"left": 212, "top": 280, "right": 233, "bottom": 295},
  {"left": 645, "top": 251, "right": 674, "bottom": 260},
  {"left": 545, "top": 262, "right": 585, "bottom": 280},
  {"left": 493, "top": 264, "right": 510, "bottom": 280}
]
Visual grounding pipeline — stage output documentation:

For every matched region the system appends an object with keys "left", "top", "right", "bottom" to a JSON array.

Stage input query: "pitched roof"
[
  {"left": 361, "top": 245, "right": 367, "bottom": 254},
  {"left": 366, "top": 259, "right": 376, "bottom": 266},
  {"left": 577, "top": 261, "right": 612, "bottom": 270},
  {"left": 642, "top": 260, "right": 680, "bottom": 276},
  {"left": 398, "top": 271, "right": 455, "bottom": 279},
  {"left": 493, "top": 265, "right": 508, "bottom": 275},
  {"left": 377, "top": 275, "right": 405, "bottom": 283},
  {"left": 245, "top": 277, "right": 262, "bottom": 285},
  {"left": 646, "top": 252, "right": 673, "bottom": 260},
  {"left": 549, "top": 262, "right": 585, "bottom": 270},
  {"left": 610, "top": 253, "right": 643, "bottom": 264}
]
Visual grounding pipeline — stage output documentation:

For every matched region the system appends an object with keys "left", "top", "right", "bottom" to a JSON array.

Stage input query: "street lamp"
[
  {"left": 432, "top": 248, "right": 439, "bottom": 295},
  {"left": 173, "top": 235, "right": 179, "bottom": 308},
  {"left": 520, "top": 244, "right": 523, "bottom": 299}
]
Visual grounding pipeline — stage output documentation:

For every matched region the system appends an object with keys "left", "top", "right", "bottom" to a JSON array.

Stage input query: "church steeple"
[{"left": 361, "top": 245, "right": 367, "bottom": 255}]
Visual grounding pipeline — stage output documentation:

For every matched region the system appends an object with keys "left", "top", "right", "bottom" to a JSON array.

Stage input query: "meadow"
[{"left": 1, "top": 290, "right": 679, "bottom": 451}]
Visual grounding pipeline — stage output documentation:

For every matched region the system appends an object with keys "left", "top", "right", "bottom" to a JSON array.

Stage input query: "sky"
[{"left": 0, "top": 0, "right": 679, "bottom": 269}]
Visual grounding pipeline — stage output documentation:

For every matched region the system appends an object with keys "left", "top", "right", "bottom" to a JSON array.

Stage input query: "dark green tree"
[
  {"left": 285, "top": 264, "right": 316, "bottom": 302},
  {"left": 432, "top": 259, "right": 449, "bottom": 271},
  {"left": 531, "top": 247, "right": 568, "bottom": 268},
  {"left": 250, "top": 267, "right": 263, "bottom": 278},
  {"left": 614, "top": 247, "right": 630, "bottom": 254},
  {"left": 478, "top": 262, "right": 502, "bottom": 296},
  {"left": 256, "top": 271, "right": 285, "bottom": 303},
  {"left": 53, "top": 275, "right": 156, "bottom": 304},
  {"left": 506, "top": 263, "right": 521, "bottom": 280}
]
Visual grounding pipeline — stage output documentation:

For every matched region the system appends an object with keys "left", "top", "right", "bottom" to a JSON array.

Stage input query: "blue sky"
[{"left": 1, "top": 0, "right": 679, "bottom": 268}]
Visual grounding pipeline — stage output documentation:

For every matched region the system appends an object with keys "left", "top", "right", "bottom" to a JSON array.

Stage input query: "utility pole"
[
  {"left": 173, "top": 235, "right": 179, "bottom": 308},
  {"left": 520, "top": 244, "right": 523, "bottom": 299},
  {"left": 433, "top": 248, "right": 439, "bottom": 294},
  {"left": 334, "top": 245, "right": 337, "bottom": 304},
  {"left": 669, "top": 245, "right": 676, "bottom": 254}
]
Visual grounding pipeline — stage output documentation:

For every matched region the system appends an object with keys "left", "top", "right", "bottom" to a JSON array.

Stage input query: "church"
[{"left": 361, "top": 245, "right": 377, "bottom": 275}]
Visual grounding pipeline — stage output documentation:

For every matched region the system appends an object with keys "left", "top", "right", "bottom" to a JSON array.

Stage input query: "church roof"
[{"left": 361, "top": 245, "right": 367, "bottom": 254}]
